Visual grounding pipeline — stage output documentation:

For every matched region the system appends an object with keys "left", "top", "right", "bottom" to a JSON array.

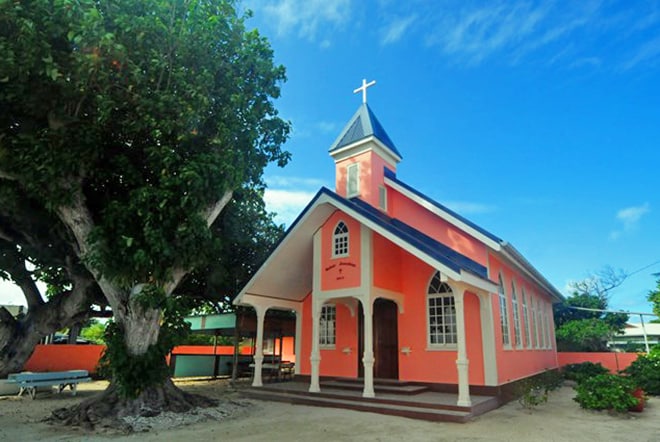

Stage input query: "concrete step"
[
  {"left": 242, "top": 389, "right": 473, "bottom": 423},
  {"left": 321, "top": 380, "right": 429, "bottom": 395}
]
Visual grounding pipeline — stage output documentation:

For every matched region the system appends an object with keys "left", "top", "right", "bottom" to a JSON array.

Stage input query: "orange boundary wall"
[
  {"left": 22, "top": 343, "right": 295, "bottom": 375},
  {"left": 23, "top": 344, "right": 105, "bottom": 374},
  {"left": 557, "top": 352, "right": 640, "bottom": 373}
]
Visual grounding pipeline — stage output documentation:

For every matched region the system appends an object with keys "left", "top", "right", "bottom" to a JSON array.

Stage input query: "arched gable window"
[
  {"left": 427, "top": 271, "right": 456, "bottom": 346},
  {"left": 498, "top": 274, "right": 511, "bottom": 347},
  {"left": 511, "top": 281, "right": 522, "bottom": 348},
  {"left": 333, "top": 221, "right": 349, "bottom": 257}
]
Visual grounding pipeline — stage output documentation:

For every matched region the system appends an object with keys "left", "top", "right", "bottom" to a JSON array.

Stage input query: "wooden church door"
[{"left": 358, "top": 298, "right": 399, "bottom": 379}]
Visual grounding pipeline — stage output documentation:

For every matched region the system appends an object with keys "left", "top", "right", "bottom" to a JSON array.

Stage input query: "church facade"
[{"left": 234, "top": 84, "right": 563, "bottom": 407}]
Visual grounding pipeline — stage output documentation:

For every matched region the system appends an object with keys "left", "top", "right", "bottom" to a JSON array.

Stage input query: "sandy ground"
[{"left": 0, "top": 379, "right": 658, "bottom": 442}]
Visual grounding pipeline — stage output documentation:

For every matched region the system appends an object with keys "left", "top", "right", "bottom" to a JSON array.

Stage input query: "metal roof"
[
  {"left": 329, "top": 104, "right": 402, "bottom": 159},
  {"left": 384, "top": 168, "right": 502, "bottom": 243}
]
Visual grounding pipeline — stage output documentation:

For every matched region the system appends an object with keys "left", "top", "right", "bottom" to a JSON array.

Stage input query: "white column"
[
  {"left": 479, "top": 292, "right": 498, "bottom": 386},
  {"left": 294, "top": 309, "right": 302, "bottom": 375},
  {"left": 309, "top": 300, "right": 322, "bottom": 393},
  {"left": 361, "top": 298, "right": 375, "bottom": 398},
  {"left": 454, "top": 288, "right": 471, "bottom": 407},
  {"left": 252, "top": 306, "right": 266, "bottom": 387}
]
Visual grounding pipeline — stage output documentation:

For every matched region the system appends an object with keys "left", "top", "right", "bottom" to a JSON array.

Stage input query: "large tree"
[
  {"left": 0, "top": 185, "right": 107, "bottom": 377},
  {"left": 553, "top": 267, "right": 629, "bottom": 351},
  {"left": 0, "top": 0, "right": 289, "bottom": 427},
  {"left": 648, "top": 276, "right": 660, "bottom": 323}
]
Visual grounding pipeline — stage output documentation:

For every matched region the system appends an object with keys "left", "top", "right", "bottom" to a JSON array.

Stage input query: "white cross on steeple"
[{"left": 353, "top": 78, "right": 376, "bottom": 104}]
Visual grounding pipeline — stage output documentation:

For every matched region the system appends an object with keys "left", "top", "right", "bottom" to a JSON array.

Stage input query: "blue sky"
[
  {"left": 246, "top": 0, "right": 660, "bottom": 317},
  {"left": 2, "top": 1, "right": 659, "bottom": 319}
]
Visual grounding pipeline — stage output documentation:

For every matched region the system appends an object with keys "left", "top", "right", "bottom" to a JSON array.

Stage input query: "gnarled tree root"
[{"left": 49, "top": 378, "right": 218, "bottom": 432}]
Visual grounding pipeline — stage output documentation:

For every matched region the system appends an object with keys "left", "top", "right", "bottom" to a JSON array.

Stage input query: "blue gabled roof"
[
  {"left": 283, "top": 187, "right": 488, "bottom": 280},
  {"left": 383, "top": 168, "right": 502, "bottom": 243},
  {"left": 329, "top": 104, "right": 402, "bottom": 159}
]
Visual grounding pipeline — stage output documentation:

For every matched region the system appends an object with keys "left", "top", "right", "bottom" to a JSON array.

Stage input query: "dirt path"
[{"left": 0, "top": 380, "right": 658, "bottom": 441}]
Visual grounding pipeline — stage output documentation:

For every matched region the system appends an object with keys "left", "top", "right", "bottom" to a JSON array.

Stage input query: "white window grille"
[
  {"left": 333, "top": 221, "right": 349, "bottom": 257},
  {"left": 319, "top": 304, "right": 336, "bottom": 347},
  {"left": 428, "top": 272, "right": 457, "bottom": 347},
  {"left": 498, "top": 274, "right": 510, "bottom": 347},
  {"left": 511, "top": 281, "right": 522, "bottom": 348}
]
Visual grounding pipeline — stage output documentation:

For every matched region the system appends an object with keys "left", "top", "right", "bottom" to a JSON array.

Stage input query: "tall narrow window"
[
  {"left": 427, "top": 271, "right": 456, "bottom": 346},
  {"left": 530, "top": 296, "right": 538, "bottom": 348},
  {"left": 347, "top": 163, "right": 359, "bottom": 197},
  {"left": 498, "top": 274, "right": 510, "bottom": 347},
  {"left": 547, "top": 306, "right": 555, "bottom": 349},
  {"left": 319, "top": 304, "right": 336, "bottom": 347},
  {"left": 536, "top": 298, "right": 542, "bottom": 349},
  {"left": 522, "top": 289, "right": 532, "bottom": 349},
  {"left": 379, "top": 186, "right": 387, "bottom": 211},
  {"left": 511, "top": 281, "right": 522, "bottom": 348},
  {"left": 333, "top": 221, "right": 349, "bottom": 257}
]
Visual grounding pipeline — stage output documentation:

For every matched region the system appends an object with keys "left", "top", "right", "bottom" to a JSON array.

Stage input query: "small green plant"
[
  {"left": 518, "top": 381, "right": 548, "bottom": 409},
  {"left": 573, "top": 374, "right": 638, "bottom": 412},
  {"left": 562, "top": 362, "right": 609, "bottom": 383},
  {"left": 517, "top": 370, "right": 562, "bottom": 410},
  {"left": 622, "top": 350, "right": 660, "bottom": 395}
]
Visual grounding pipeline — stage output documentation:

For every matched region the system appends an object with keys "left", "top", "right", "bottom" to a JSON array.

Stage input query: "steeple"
[{"left": 329, "top": 79, "right": 401, "bottom": 210}]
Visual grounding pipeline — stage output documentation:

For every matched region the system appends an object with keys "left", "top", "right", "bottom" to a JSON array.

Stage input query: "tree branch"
[
  {"left": 203, "top": 190, "right": 233, "bottom": 227},
  {"left": 162, "top": 190, "right": 234, "bottom": 296},
  {"left": 0, "top": 169, "right": 17, "bottom": 181}
]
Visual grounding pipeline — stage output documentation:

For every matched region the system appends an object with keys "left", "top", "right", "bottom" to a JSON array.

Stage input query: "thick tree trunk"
[
  {"left": 0, "top": 308, "right": 43, "bottom": 376},
  {"left": 0, "top": 284, "right": 92, "bottom": 378},
  {"left": 50, "top": 305, "right": 217, "bottom": 430},
  {"left": 51, "top": 377, "right": 216, "bottom": 431}
]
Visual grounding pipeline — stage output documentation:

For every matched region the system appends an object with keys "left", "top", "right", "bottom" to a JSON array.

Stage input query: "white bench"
[{"left": 7, "top": 370, "right": 91, "bottom": 399}]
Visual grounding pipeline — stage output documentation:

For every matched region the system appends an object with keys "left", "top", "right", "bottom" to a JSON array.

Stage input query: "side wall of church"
[{"left": 488, "top": 253, "right": 559, "bottom": 384}]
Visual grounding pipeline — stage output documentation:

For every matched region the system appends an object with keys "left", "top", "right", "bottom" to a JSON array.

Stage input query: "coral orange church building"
[{"left": 235, "top": 81, "right": 563, "bottom": 409}]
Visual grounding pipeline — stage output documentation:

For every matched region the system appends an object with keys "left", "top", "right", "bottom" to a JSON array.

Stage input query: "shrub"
[
  {"left": 574, "top": 374, "right": 638, "bottom": 412},
  {"left": 562, "top": 362, "right": 609, "bottom": 383},
  {"left": 517, "top": 370, "right": 563, "bottom": 410},
  {"left": 622, "top": 352, "right": 660, "bottom": 395}
]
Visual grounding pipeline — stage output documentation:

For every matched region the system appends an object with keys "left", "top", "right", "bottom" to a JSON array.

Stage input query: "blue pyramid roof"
[{"left": 329, "top": 104, "right": 402, "bottom": 159}]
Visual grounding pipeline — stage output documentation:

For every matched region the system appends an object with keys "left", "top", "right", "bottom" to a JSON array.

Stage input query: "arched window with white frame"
[
  {"left": 427, "top": 271, "right": 456, "bottom": 347},
  {"left": 333, "top": 221, "right": 349, "bottom": 257},
  {"left": 498, "top": 274, "right": 511, "bottom": 347}
]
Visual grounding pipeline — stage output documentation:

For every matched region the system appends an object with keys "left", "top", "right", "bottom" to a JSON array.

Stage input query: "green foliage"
[
  {"left": 80, "top": 320, "right": 106, "bottom": 344},
  {"left": 98, "top": 291, "right": 190, "bottom": 397},
  {"left": 573, "top": 374, "right": 638, "bottom": 412},
  {"left": 555, "top": 318, "right": 615, "bottom": 352},
  {"left": 553, "top": 270, "right": 629, "bottom": 352},
  {"left": 647, "top": 278, "right": 660, "bottom": 319},
  {"left": 562, "top": 362, "right": 609, "bottom": 383},
  {"left": 180, "top": 334, "right": 233, "bottom": 346},
  {"left": 0, "top": 0, "right": 290, "bottom": 287},
  {"left": 622, "top": 350, "right": 660, "bottom": 395},
  {"left": 176, "top": 187, "right": 285, "bottom": 312}
]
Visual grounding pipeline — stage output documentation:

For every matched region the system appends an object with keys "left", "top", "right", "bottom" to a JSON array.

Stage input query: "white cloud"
[
  {"left": 616, "top": 203, "right": 650, "bottom": 230},
  {"left": 264, "top": 189, "right": 317, "bottom": 227},
  {"left": 609, "top": 202, "right": 650, "bottom": 240},
  {"left": 443, "top": 200, "right": 496, "bottom": 215},
  {"left": 381, "top": 14, "right": 417, "bottom": 45},
  {"left": 264, "top": 175, "right": 333, "bottom": 226},
  {"left": 260, "top": 0, "right": 351, "bottom": 44},
  {"left": 427, "top": 2, "right": 550, "bottom": 65},
  {"left": 622, "top": 35, "right": 660, "bottom": 70},
  {"left": 266, "top": 175, "right": 327, "bottom": 188}
]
